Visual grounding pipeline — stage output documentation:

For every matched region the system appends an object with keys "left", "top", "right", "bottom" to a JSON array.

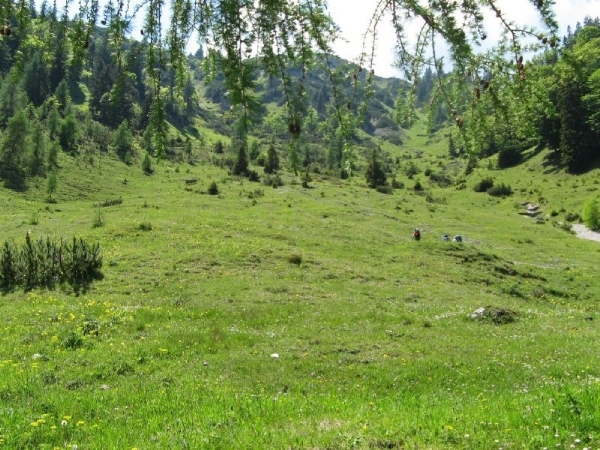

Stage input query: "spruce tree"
[
  {"left": 142, "top": 153, "right": 153, "bottom": 174},
  {"left": 29, "top": 122, "right": 47, "bottom": 176},
  {"left": 232, "top": 144, "right": 249, "bottom": 176},
  {"left": 23, "top": 52, "right": 50, "bottom": 106},
  {"left": 47, "top": 142, "right": 59, "bottom": 170},
  {"left": 365, "top": 147, "right": 387, "bottom": 188},
  {"left": 0, "top": 110, "right": 30, "bottom": 175},
  {"left": 47, "top": 170, "right": 57, "bottom": 201},
  {"left": 448, "top": 135, "right": 458, "bottom": 158},
  {"left": 264, "top": 144, "right": 280, "bottom": 174},
  {"left": 58, "top": 114, "right": 78, "bottom": 153},
  {"left": 558, "top": 79, "right": 595, "bottom": 173},
  {"left": 46, "top": 103, "right": 61, "bottom": 140},
  {"left": 0, "top": 74, "right": 27, "bottom": 127},
  {"left": 113, "top": 121, "right": 134, "bottom": 164}
]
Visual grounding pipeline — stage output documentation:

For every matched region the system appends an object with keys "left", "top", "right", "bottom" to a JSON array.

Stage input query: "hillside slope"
[{"left": 0, "top": 112, "right": 599, "bottom": 448}]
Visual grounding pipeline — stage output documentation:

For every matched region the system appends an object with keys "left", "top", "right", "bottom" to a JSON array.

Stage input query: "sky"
[{"left": 326, "top": 0, "right": 600, "bottom": 78}]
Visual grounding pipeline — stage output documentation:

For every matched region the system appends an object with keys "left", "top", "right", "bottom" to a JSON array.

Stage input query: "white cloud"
[{"left": 327, "top": 0, "right": 600, "bottom": 78}]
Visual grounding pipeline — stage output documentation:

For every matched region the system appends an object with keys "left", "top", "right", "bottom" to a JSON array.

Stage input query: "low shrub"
[
  {"left": 302, "top": 172, "right": 312, "bottom": 189},
  {"left": 208, "top": 181, "right": 219, "bottom": 195},
  {"left": 487, "top": 183, "right": 513, "bottom": 197},
  {"left": 247, "top": 170, "right": 260, "bottom": 182},
  {"left": 142, "top": 153, "right": 153, "bottom": 174},
  {"left": 247, "top": 189, "right": 264, "bottom": 199},
  {"left": 376, "top": 185, "right": 394, "bottom": 194},
  {"left": 0, "top": 234, "right": 103, "bottom": 294},
  {"left": 474, "top": 177, "right": 494, "bottom": 192},
  {"left": 429, "top": 172, "right": 453, "bottom": 187},
  {"left": 263, "top": 174, "right": 284, "bottom": 188},
  {"left": 425, "top": 193, "right": 447, "bottom": 204},
  {"left": 391, "top": 179, "right": 404, "bottom": 189},
  {"left": 582, "top": 198, "right": 600, "bottom": 231},
  {"left": 94, "top": 197, "right": 123, "bottom": 208},
  {"left": 288, "top": 253, "right": 303, "bottom": 265},
  {"left": 404, "top": 162, "right": 420, "bottom": 177},
  {"left": 497, "top": 147, "right": 523, "bottom": 168},
  {"left": 92, "top": 208, "right": 104, "bottom": 228},
  {"left": 138, "top": 222, "right": 153, "bottom": 231}
]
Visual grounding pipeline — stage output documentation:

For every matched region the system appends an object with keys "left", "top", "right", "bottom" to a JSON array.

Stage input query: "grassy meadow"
[{"left": 1, "top": 123, "right": 599, "bottom": 449}]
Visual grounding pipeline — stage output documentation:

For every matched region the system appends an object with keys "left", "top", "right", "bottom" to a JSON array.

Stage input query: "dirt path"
[{"left": 571, "top": 224, "right": 600, "bottom": 242}]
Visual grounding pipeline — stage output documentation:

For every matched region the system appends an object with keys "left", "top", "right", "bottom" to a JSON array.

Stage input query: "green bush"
[
  {"left": 497, "top": 147, "right": 523, "bottom": 168},
  {"left": 255, "top": 153, "right": 266, "bottom": 167},
  {"left": 474, "top": 177, "right": 494, "bottom": 192},
  {"left": 263, "top": 174, "right": 284, "bottom": 188},
  {"left": 142, "top": 153, "right": 153, "bottom": 174},
  {"left": 365, "top": 148, "right": 387, "bottom": 188},
  {"left": 391, "top": 179, "right": 404, "bottom": 189},
  {"left": 94, "top": 197, "right": 123, "bottom": 208},
  {"left": 264, "top": 145, "right": 280, "bottom": 174},
  {"left": 138, "top": 222, "right": 153, "bottom": 231},
  {"left": 0, "top": 234, "right": 103, "bottom": 294},
  {"left": 247, "top": 170, "right": 260, "bottom": 182},
  {"left": 376, "top": 185, "right": 394, "bottom": 194},
  {"left": 288, "top": 253, "right": 303, "bottom": 265},
  {"left": 487, "top": 183, "right": 513, "bottom": 197},
  {"left": 583, "top": 198, "right": 600, "bottom": 231},
  {"left": 404, "top": 161, "right": 420, "bottom": 178},
  {"left": 429, "top": 172, "right": 453, "bottom": 187},
  {"left": 208, "top": 181, "right": 220, "bottom": 195}
]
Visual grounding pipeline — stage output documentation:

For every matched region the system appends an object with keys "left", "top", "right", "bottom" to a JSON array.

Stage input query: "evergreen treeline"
[{"left": 448, "top": 16, "right": 600, "bottom": 173}]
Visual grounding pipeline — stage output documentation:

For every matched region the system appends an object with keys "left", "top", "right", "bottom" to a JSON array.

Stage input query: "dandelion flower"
[{"left": 61, "top": 420, "right": 68, "bottom": 426}]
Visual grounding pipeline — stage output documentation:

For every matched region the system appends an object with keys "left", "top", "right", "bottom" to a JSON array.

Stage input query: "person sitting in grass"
[{"left": 413, "top": 228, "right": 421, "bottom": 241}]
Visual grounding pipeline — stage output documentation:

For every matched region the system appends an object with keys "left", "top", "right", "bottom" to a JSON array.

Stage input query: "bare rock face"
[{"left": 470, "top": 306, "right": 518, "bottom": 325}]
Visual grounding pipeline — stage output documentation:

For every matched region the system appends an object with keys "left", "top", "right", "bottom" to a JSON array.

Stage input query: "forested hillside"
[{"left": 0, "top": 3, "right": 598, "bottom": 192}]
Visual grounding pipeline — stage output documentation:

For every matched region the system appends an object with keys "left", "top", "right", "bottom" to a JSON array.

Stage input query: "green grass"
[{"left": 0, "top": 137, "right": 599, "bottom": 449}]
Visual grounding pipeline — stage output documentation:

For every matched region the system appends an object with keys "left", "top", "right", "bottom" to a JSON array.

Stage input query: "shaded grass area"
[{"left": 0, "top": 145, "right": 599, "bottom": 448}]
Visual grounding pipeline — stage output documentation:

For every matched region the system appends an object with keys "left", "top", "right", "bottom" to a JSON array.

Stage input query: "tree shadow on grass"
[
  {"left": 541, "top": 149, "right": 566, "bottom": 174},
  {"left": 1, "top": 170, "right": 28, "bottom": 192},
  {"left": 540, "top": 146, "right": 600, "bottom": 175}
]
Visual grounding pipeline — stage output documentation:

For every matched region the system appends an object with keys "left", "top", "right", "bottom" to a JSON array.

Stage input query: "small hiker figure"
[
  {"left": 453, "top": 234, "right": 463, "bottom": 242},
  {"left": 442, "top": 234, "right": 449, "bottom": 242},
  {"left": 413, "top": 228, "right": 421, "bottom": 241}
]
